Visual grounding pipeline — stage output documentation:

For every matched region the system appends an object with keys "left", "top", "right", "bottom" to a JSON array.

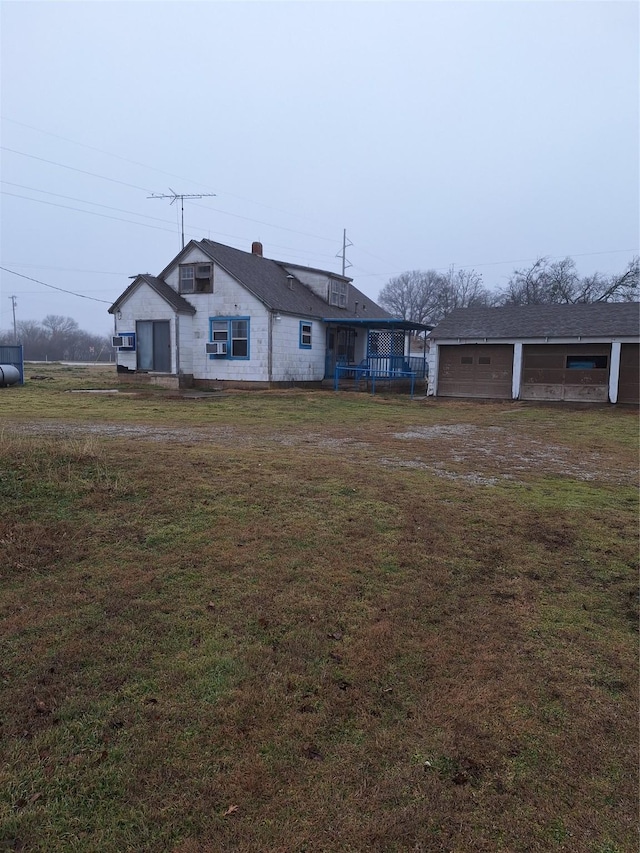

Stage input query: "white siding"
[
  {"left": 282, "top": 266, "right": 332, "bottom": 302},
  {"left": 192, "top": 266, "right": 270, "bottom": 382},
  {"left": 271, "top": 316, "right": 326, "bottom": 382},
  {"left": 164, "top": 246, "right": 213, "bottom": 289},
  {"left": 116, "top": 248, "right": 333, "bottom": 383},
  {"left": 114, "top": 282, "right": 179, "bottom": 373},
  {"left": 177, "top": 313, "right": 194, "bottom": 375}
]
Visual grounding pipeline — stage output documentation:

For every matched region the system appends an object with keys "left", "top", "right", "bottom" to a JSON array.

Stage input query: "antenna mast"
[
  {"left": 148, "top": 188, "right": 217, "bottom": 249},
  {"left": 336, "top": 228, "right": 353, "bottom": 277}
]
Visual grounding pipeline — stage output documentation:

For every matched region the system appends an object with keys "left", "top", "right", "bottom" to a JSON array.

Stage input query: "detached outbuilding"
[{"left": 428, "top": 302, "right": 639, "bottom": 404}]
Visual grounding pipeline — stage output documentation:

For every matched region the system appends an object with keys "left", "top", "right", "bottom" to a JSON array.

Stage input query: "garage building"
[{"left": 428, "top": 302, "right": 639, "bottom": 404}]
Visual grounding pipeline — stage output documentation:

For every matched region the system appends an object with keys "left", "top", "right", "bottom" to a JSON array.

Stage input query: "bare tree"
[
  {"left": 438, "top": 266, "right": 495, "bottom": 316},
  {"left": 501, "top": 256, "right": 638, "bottom": 305},
  {"left": 378, "top": 270, "right": 445, "bottom": 325},
  {"left": 0, "top": 317, "right": 113, "bottom": 361},
  {"left": 379, "top": 266, "right": 494, "bottom": 325}
]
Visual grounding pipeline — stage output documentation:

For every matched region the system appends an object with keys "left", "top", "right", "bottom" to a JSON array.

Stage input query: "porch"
[{"left": 323, "top": 316, "right": 432, "bottom": 396}]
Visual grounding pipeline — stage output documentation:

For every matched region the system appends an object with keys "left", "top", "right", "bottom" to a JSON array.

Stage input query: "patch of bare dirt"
[
  {"left": 4, "top": 419, "right": 634, "bottom": 485},
  {"left": 389, "top": 423, "right": 632, "bottom": 484}
]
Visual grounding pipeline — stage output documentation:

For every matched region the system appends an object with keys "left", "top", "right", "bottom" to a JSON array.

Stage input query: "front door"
[
  {"left": 325, "top": 326, "right": 356, "bottom": 378},
  {"left": 137, "top": 320, "right": 171, "bottom": 372}
]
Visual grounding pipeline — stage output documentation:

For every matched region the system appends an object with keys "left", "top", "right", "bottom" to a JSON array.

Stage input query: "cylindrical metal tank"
[{"left": 0, "top": 365, "right": 20, "bottom": 386}]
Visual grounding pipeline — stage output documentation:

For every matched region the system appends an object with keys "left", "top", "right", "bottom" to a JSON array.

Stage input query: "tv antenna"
[{"left": 148, "top": 188, "right": 216, "bottom": 249}]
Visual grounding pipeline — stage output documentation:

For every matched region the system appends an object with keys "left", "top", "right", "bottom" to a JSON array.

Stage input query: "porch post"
[
  {"left": 429, "top": 344, "right": 440, "bottom": 396},
  {"left": 609, "top": 341, "right": 621, "bottom": 404},
  {"left": 512, "top": 342, "right": 523, "bottom": 399}
]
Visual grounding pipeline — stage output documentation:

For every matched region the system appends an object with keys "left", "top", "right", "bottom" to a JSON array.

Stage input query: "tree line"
[
  {"left": 0, "top": 315, "right": 113, "bottom": 362},
  {"left": 378, "top": 256, "right": 639, "bottom": 326}
]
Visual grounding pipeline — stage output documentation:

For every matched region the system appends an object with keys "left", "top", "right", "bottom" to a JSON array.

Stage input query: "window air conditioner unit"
[
  {"left": 112, "top": 335, "right": 134, "bottom": 348},
  {"left": 206, "top": 341, "right": 227, "bottom": 355}
]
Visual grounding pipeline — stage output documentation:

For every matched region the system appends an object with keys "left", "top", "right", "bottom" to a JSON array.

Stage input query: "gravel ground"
[{"left": 5, "top": 418, "right": 635, "bottom": 487}]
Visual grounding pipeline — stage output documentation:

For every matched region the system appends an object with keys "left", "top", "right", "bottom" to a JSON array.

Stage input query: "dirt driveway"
[{"left": 8, "top": 417, "right": 635, "bottom": 487}]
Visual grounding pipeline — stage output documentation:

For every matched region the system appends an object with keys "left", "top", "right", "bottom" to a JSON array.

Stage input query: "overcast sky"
[{"left": 1, "top": 0, "right": 638, "bottom": 336}]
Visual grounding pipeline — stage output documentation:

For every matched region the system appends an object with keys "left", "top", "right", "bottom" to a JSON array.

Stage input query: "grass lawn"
[{"left": 1, "top": 364, "right": 638, "bottom": 852}]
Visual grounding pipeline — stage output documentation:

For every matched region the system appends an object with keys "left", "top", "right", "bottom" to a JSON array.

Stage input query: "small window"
[
  {"left": 299, "top": 321, "right": 312, "bottom": 349},
  {"left": 179, "top": 266, "right": 195, "bottom": 293},
  {"left": 211, "top": 320, "right": 228, "bottom": 343},
  {"left": 196, "top": 264, "right": 212, "bottom": 279},
  {"left": 231, "top": 320, "right": 249, "bottom": 358},
  {"left": 566, "top": 355, "right": 608, "bottom": 369},
  {"left": 208, "top": 318, "right": 250, "bottom": 359},
  {"left": 329, "top": 279, "right": 348, "bottom": 308},
  {"left": 461, "top": 356, "right": 473, "bottom": 365},
  {"left": 180, "top": 263, "right": 212, "bottom": 293},
  {"left": 478, "top": 356, "right": 491, "bottom": 365}
]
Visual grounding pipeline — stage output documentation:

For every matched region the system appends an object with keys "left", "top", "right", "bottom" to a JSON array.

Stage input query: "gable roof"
[
  {"left": 109, "top": 274, "right": 196, "bottom": 315},
  {"left": 430, "top": 302, "right": 640, "bottom": 340},
  {"left": 197, "top": 239, "right": 390, "bottom": 319}
]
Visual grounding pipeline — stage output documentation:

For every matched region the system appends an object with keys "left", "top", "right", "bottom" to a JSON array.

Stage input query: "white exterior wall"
[
  {"left": 177, "top": 313, "right": 194, "bottom": 375},
  {"left": 162, "top": 246, "right": 269, "bottom": 381},
  {"left": 117, "top": 246, "right": 334, "bottom": 383},
  {"left": 164, "top": 245, "right": 212, "bottom": 287},
  {"left": 197, "top": 269, "right": 269, "bottom": 382},
  {"left": 271, "top": 316, "right": 326, "bottom": 382},
  {"left": 114, "top": 282, "right": 179, "bottom": 373},
  {"left": 282, "top": 267, "right": 331, "bottom": 302}
]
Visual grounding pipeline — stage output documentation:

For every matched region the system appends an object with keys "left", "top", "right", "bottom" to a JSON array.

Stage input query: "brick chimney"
[{"left": 251, "top": 241, "right": 263, "bottom": 257}]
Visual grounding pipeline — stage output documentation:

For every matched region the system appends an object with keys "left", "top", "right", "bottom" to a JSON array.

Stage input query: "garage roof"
[{"left": 430, "top": 302, "right": 640, "bottom": 340}]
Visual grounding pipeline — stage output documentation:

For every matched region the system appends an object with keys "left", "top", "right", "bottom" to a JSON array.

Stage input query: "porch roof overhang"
[{"left": 322, "top": 317, "right": 433, "bottom": 332}]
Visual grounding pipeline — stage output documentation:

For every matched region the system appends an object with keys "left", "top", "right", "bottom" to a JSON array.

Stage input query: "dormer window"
[
  {"left": 179, "top": 263, "right": 213, "bottom": 294},
  {"left": 329, "top": 278, "right": 348, "bottom": 308}
]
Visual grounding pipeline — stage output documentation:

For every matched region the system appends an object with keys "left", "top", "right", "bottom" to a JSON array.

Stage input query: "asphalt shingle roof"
[
  {"left": 109, "top": 275, "right": 196, "bottom": 315},
  {"left": 430, "top": 302, "right": 640, "bottom": 340},
  {"left": 199, "top": 240, "right": 390, "bottom": 319}
]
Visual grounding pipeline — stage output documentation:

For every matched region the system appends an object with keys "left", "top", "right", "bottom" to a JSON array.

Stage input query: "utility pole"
[
  {"left": 336, "top": 228, "right": 353, "bottom": 277},
  {"left": 9, "top": 295, "right": 17, "bottom": 343},
  {"left": 148, "top": 188, "right": 217, "bottom": 249}
]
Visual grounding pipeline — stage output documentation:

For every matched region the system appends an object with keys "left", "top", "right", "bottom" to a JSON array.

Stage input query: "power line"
[
  {"left": 2, "top": 181, "right": 185, "bottom": 226},
  {"left": 2, "top": 189, "right": 323, "bottom": 253},
  {"left": 1, "top": 116, "right": 209, "bottom": 190},
  {"left": 0, "top": 267, "right": 113, "bottom": 304},
  {"left": 190, "top": 198, "right": 337, "bottom": 243},
  {"left": 2, "top": 157, "right": 338, "bottom": 244},
  {"left": 354, "top": 248, "right": 639, "bottom": 279},
  {"left": 0, "top": 263, "right": 128, "bottom": 276},
  {"left": 0, "top": 146, "right": 154, "bottom": 193},
  {"left": 2, "top": 191, "right": 180, "bottom": 234},
  {"left": 0, "top": 115, "right": 336, "bottom": 229}
]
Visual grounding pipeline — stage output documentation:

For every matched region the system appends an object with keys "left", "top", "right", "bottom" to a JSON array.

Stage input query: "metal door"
[
  {"left": 137, "top": 320, "right": 171, "bottom": 372},
  {"left": 153, "top": 321, "right": 171, "bottom": 372}
]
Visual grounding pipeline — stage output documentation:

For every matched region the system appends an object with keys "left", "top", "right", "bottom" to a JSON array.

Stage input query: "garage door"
[
  {"left": 521, "top": 344, "right": 610, "bottom": 403},
  {"left": 618, "top": 344, "right": 639, "bottom": 404},
  {"left": 437, "top": 344, "right": 513, "bottom": 398}
]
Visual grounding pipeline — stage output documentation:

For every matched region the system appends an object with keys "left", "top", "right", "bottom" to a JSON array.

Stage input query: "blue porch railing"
[{"left": 334, "top": 355, "right": 427, "bottom": 397}]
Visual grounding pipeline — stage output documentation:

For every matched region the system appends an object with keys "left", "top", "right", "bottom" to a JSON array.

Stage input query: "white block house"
[{"left": 109, "top": 239, "right": 410, "bottom": 389}]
